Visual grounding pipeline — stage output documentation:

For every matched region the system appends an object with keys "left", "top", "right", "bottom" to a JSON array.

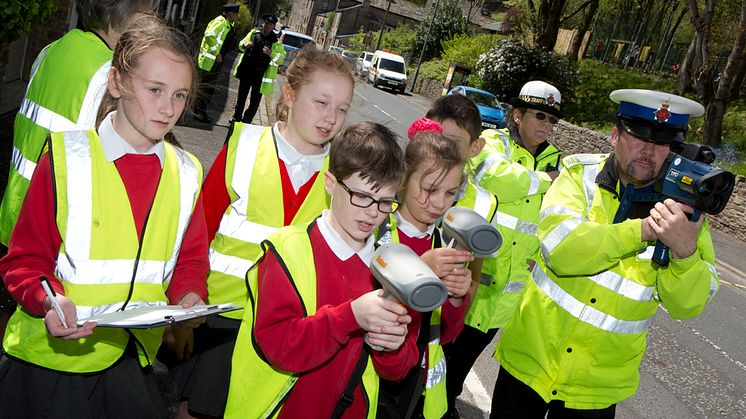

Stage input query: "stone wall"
[{"left": 548, "top": 122, "right": 746, "bottom": 242}]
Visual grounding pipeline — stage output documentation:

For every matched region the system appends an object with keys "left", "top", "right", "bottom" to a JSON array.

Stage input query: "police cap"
[
  {"left": 610, "top": 89, "right": 704, "bottom": 144},
  {"left": 510, "top": 81, "right": 563, "bottom": 119},
  {"left": 223, "top": 3, "right": 240, "bottom": 13},
  {"left": 263, "top": 14, "right": 278, "bottom": 24}
]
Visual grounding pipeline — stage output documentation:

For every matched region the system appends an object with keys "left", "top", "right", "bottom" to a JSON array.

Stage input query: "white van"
[{"left": 367, "top": 50, "right": 407, "bottom": 94}]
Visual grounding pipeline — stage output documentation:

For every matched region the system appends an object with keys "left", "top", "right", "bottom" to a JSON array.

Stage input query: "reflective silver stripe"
[
  {"left": 541, "top": 218, "right": 582, "bottom": 259},
  {"left": 218, "top": 213, "right": 278, "bottom": 244},
  {"left": 527, "top": 170, "right": 541, "bottom": 195},
  {"left": 26, "top": 43, "right": 53, "bottom": 88},
  {"left": 503, "top": 281, "right": 525, "bottom": 293},
  {"left": 18, "top": 62, "right": 109, "bottom": 132},
  {"left": 588, "top": 270, "right": 655, "bottom": 302},
  {"left": 497, "top": 134, "right": 511, "bottom": 159},
  {"left": 493, "top": 210, "right": 537, "bottom": 236},
  {"left": 209, "top": 248, "right": 256, "bottom": 279},
  {"left": 472, "top": 185, "right": 493, "bottom": 219},
  {"left": 540, "top": 205, "right": 583, "bottom": 220},
  {"left": 705, "top": 262, "right": 719, "bottom": 302},
  {"left": 56, "top": 257, "right": 171, "bottom": 285},
  {"left": 200, "top": 51, "right": 217, "bottom": 60},
  {"left": 533, "top": 266, "right": 652, "bottom": 334},
  {"left": 479, "top": 272, "right": 493, "bottom": 286},
  {"left": 169, "top": 148, "right": 201, "bottom": 275},
  {"left": 62, "top": 131, "right": 93, "bottom": 261},
  {"left": 425, "top": 354, "right": 446, "bottom": 388},
  {"left": 11, "top": 146, "right": 37, "bottom": 180},
  {"left": 262, "top": 77, "right": 274, "bottom": 84},
  {"left": 473, "top": 154, "right": 498, "bottom": 185},
  {"left": 582, "top": 164, "right": 599, "bottom": 216},
  {"left": 215, "top": 125, "right": 268, "bottom": 242},
  {"left": 637, "top": 245, "right": 655, "bottom": 260}
]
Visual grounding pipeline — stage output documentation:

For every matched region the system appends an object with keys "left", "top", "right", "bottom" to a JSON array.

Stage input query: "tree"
[
  {"left": 412, "top": 0, "right": 468, "bottom": 62},
  {"left": 0, "top": 0, "right": 57, "bottom": 116},
  {"left": 566, "top": 0, "right": 600, "bottom": 62},
  {"left": 682, "top": 0, "right": 746, "bottom": 145},
  {"left": 348, "top": 25, "right": 417, "bottom": 56}
]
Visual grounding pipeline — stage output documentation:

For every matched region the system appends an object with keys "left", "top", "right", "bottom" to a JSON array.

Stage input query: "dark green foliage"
[
  {"left": 475, "top": 39, "right": 577, "bottom": 103},
  {"left": 412, "top": 0, "right": 468, "bottom": 62},
  {"left": 1, "top": 0, "right": 57, "bottom": 44}
]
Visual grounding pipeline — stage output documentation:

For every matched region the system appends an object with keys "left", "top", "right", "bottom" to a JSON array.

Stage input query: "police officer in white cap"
[
  {"left": 442, "top": 80, "right": 565, "bottom": 418},
  {"left": 490, "top": 89, "right": 719, "bottom": 418}
]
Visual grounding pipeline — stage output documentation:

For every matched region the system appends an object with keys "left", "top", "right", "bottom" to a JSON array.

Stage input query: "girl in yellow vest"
[
  {"left": 377, "top": 120, "right": 476, "bottom": 419},
  {"left": 161, "top": 47, "right": 355, "bottom": 418},
  {"left": 0, "top": 16, "right": 208, "bottom": 417}
]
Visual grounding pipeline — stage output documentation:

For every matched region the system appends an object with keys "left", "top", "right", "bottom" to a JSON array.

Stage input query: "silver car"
[{"left": 355, "top": 51, "right": 373, "bottom": 77}]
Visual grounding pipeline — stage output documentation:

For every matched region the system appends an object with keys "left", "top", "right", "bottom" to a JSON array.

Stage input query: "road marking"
[
  {"left": 465, "top": 369, "right": 492, "bottom": 418},
  {"left": 716, "top": 259, "right": 746, "bottom": 288},
  {"left": 373, "top": 104, "right": 402, "bottom": 124},
  {"left": 354, "top": 90, "right": 368, "bottom": 101},
  {"left": 661, "top": 306, "right": 746, "bottom": 374}
]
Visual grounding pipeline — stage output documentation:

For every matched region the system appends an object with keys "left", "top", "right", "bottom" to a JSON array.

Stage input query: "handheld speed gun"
[{"left": 441, "top": 206, "right": 502, "bottom": 257}]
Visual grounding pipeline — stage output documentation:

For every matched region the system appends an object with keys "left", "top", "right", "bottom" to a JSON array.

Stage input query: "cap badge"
[
  {"left": 546, "top": 94, "right": 556, "bottom": 107},
  {"left": 654, "top": 102, "right": 671, "bottom": 122}
]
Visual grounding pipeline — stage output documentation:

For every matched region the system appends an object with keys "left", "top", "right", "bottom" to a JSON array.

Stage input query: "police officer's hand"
[
  {"left": 262, "top": 45, "right": 271, "bottom": 55},
  {"left": 649, "top": 199, "right": 703, "bottom": 259},
  {"left": 352, "top": 290, "right": 411, "bottom": 334},
  {"left": 44, "top": 295, "right": 96, "bottom": 339},
  {"left": 216, "top": 53, "right": 223, "bottom": 64},
  {"left": 421, "top": 248, "right": 474, "bottom": 279}
]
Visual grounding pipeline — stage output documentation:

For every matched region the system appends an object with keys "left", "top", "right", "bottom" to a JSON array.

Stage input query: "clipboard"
[{"left": 76, "top": 303, "right": 241, "bottom": 329}]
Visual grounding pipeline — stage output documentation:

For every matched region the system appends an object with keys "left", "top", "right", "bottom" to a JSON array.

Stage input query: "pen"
[{"left": 40, "top": 276, "right": 68, "bottom": 328}]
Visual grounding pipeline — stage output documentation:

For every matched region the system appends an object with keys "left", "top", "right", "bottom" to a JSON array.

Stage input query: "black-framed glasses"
[
  {"left": 526, "top": 110, "right": 559, "bottom": 125},
  {"left": 335, "top": 176, "right": 399, "bottom": 213}
]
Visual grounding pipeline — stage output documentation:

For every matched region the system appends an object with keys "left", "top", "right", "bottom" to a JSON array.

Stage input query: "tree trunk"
[
  {"left": 568, "top": 0, "right": 599, "bottom": 62},
  {"left": 722, "top": 0, "right": 746, "bottom": 102},
  {"left": 679, "top": 37, "right": 697, "bottom": 94},
  {"left": 703, "top": 99, "right": 725, "bottom": 146},
  {"left": 534, "top": 0, "right": 568, "bottom": 50}
]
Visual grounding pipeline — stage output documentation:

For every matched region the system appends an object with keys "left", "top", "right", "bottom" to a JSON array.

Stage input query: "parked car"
[
  {"left": 328, "top": 45, "right": 344, "bottom": 55},
  {"left": 355, "top": 51, "right": 374, "bottom": 76},
  {"left": 341, "top": 50, "right": 357, "bottom": 70},
  {"left": 281, "top": 30, "right": 316, "bottom": 72},
  {"left": 368, "top": 50, "right": 407, "bottom": 94},
  {"left": 447, "top": 85, "right": 507, "bottom": 129}
]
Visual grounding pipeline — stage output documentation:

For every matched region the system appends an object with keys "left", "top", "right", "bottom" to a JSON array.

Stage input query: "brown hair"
[
  {"left": 405, "top": 132, "right": 465, "bottom": 203},
  {"left": 76, "top": 0, "right": 157, "bottom": 33},
  {"left": 275, "top": 45, "right": 354, "bottom": 122},
  {"left": 426, "top": 94, "right": 483, "bottom": 142},
  {"left": 329, "top": 122, "right": 406, "bottom": 192},
  {"left": 95, "top": 15, "right": 198, "bottom": 126}
]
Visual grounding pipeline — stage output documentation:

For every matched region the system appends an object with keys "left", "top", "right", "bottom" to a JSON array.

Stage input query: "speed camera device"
[
  {"left": 441, "top": 206, "right": 502, "bottom": 258},
  {"left": 369, "top": 243, "right": 448, "bottom": 312}
]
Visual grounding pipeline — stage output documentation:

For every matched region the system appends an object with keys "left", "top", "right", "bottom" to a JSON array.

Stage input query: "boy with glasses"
[
  {"left": 225, "top": 122, "right": 419, "bottom": 418},
  {"left": 443, "top": 80, "right": 564, "bottom": 418}
]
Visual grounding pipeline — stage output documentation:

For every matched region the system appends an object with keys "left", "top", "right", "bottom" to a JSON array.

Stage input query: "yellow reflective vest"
[
  {"left": 497, "top": 153, "right": 719, "bottom": 409},
  {"left": 0, "top": 29, "right": 112, "bottom": 245},
  {"left": 2, "top": 130, "right": 202, "bottom": 373},
  {"left": 198, "top": 15, "right": 233, "bottom": 72},
  {"left": 225, "top": 222, "right": 379, "bottom": 418},
  {"left": 207, "top": 123, "right": 329, "bottom": 319},
  {"left": 466, "top": 128, "right": 560, "bottom": 331}
]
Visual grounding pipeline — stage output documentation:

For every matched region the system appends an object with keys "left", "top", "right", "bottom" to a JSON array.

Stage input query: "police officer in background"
[
  {"left": 491, "top": 89, "right": 719, "bottom": 418},
  {"left": 193, "top": 3, "right": 239, "bottom": 124},
  {"left": 231, "top": 14, "right": 279, "bottom": 124}
]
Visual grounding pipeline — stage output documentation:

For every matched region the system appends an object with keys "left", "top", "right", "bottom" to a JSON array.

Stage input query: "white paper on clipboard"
[{"left": 76, "top": 303, "right": 241, "bottom": 329}]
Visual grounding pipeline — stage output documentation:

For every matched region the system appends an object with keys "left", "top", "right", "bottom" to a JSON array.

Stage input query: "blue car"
[{"left": 447, "top": 86, "right": 507, "bottom": 129}]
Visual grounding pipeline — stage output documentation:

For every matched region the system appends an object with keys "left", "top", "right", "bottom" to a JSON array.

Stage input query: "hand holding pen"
[{"left": 40, "top": 276, "right": 96, "bottom": 340}]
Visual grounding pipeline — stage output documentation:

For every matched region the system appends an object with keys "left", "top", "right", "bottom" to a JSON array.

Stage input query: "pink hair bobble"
[{"left": 407, "top": 117, "right": 443, "bottom": 141}]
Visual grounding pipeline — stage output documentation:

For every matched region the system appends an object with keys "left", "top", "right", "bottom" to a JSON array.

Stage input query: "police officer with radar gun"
[{"left": 491, "top": 89, "right": 730, "bottom": 418}]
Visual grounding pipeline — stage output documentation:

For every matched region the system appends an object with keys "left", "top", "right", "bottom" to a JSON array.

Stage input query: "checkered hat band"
[
  {"left": 518, "top": 95, "right": 560, "bottom": 110},
  {"left": 618, "top": 102, "right": 688, "bottom": 126}
]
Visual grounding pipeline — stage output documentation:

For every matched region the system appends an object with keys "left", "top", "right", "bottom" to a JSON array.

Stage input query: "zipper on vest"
[{"left": 118, "top": 186, "right": 158, "bottom": 311}]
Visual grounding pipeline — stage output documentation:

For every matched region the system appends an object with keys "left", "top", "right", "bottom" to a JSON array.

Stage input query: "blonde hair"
[
  {"left": 95, "top": 15, "right": 197, "bottom": 126},
  {"left": 275, "top": 45, "right": 354, "bottom": 122},
  {"left": 405, "top": 132, "right": 465, "bottom": 203}
]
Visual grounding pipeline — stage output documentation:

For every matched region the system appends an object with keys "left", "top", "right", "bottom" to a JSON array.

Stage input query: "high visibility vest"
[
  {"left": 2, "top": 130, "right": 202, "bottom": 373},
  {"left": 375, "top": 214, "right": 450, "bottom": 419},
  {"left": 198, "top": 15, "right": 232, "bottom": 72},
  {"left": 465, "top": 128, "right": 560, "bottom": 331},
  {"left": 207, "top": 123, "right": 329, "bottom": 319},
  {"left": 497, "top": 153, "right": 719, "bottom": 409},
  {"left": 260, "top": 41, "right": 286, "bottom": 95},
  {"left": 225, "top": 222, "right": 379, "bottom": 418},
  {"left": 0, "top": 29, "right": 112, "bottom": 246}
]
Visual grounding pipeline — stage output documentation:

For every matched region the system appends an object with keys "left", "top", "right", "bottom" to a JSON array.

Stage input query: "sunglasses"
[{"left": 526, "top": 110, "right": 559, "bottom": 125}]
